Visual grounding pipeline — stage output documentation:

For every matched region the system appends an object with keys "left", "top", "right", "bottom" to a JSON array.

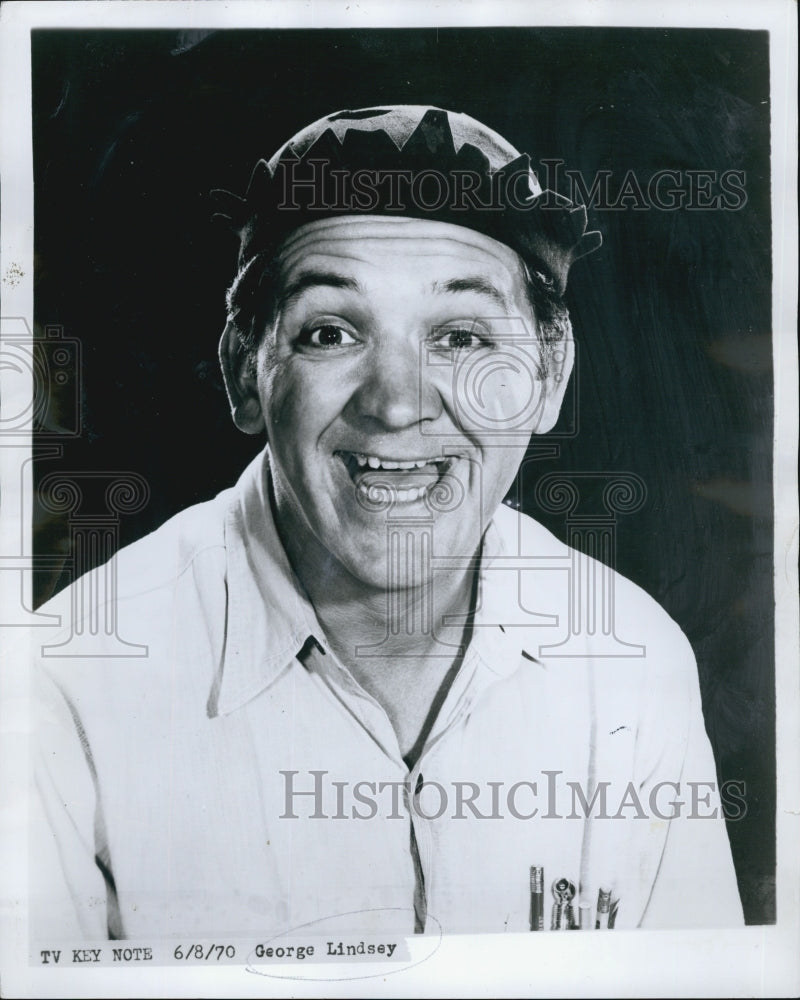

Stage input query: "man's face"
[{"left": 230, "top": 216, "right": 571, "bottom": 591}]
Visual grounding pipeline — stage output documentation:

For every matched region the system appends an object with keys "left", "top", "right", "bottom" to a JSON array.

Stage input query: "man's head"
[{"left": 215, "top": 106, "right": 600, "bottom": 589}]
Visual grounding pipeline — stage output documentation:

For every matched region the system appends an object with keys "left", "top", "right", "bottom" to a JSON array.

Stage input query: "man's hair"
[{"left": 225, "top": 248, "right": 573, "bottom": 377}]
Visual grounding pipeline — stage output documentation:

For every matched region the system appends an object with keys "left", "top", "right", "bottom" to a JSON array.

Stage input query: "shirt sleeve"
[
  {"left": 637, "top": 629, "right": 744, "bottom": 928},
  {"left": 31, "top": 665, "right": 111, "bottom": 941}
]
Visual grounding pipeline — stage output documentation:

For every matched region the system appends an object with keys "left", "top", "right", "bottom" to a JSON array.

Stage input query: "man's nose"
[{"left": 348, "top": 337, "right": 442, "bottom": 431}]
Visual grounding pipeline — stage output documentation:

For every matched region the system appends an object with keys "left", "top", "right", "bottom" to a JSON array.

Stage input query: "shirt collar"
[{"left": 213, "top": 448, "right": 321, "bottom": 716}]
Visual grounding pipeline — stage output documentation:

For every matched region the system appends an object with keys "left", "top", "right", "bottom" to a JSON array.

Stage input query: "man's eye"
[
  {"left": 435, "top": 326, "right": 488, "bottom": 350},
  {"left": 302, "top": 324, "right": 357, "bottom": 348}
]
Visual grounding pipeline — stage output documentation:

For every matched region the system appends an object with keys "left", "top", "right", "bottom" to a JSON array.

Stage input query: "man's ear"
[
  {"left": 533, "top": 333, "right": 575, "bottom": 435},
  {"left": 218, "top": 321, "right": 266, "bottom": 435}
]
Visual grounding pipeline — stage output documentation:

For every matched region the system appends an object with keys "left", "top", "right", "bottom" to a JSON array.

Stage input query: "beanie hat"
[{"left": 212, "top": 105, "right": 601, "bottom": 296}]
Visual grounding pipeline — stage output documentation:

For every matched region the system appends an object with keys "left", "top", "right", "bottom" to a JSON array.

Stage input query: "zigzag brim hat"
[{"left": 212, "top": 106, "right": 602, "bottom": 297}]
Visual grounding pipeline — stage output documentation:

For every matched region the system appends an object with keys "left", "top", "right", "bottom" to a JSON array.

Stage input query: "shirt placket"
[
  {"left": 300, "top": 615, "right": 524, "bottom": 935},
  {"left": 299, "top": 639, "right": 427, "bottom": 930},
  {"left": 403, "top": 631, "right": 521, "bottom": 933}
]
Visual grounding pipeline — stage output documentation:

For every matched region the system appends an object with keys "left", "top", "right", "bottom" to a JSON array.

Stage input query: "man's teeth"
[
  {"left": 357, "top": 484, "right": 429, "bottom": 503},
  {"left": 345, "top": 452, "right": 449, "bottom": 504},
  {"left": 354, "top": 454, "right": 437, "bottom": 470}
]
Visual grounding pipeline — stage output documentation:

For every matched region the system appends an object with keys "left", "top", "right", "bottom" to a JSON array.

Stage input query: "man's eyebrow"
[
  {"left": 277, "top": 271, "right": 362, "bottom": 309},
  {"left": 431, "top": 276, "right": 511, "bottom": 309}
]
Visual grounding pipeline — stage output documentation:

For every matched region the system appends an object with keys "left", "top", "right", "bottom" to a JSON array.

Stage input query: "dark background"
[{"left": 31, "top": 28, "right": 774, "bottom": 924}]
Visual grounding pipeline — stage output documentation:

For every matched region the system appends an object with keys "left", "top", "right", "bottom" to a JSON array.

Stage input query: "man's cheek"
[
  {"left": 261, "top": 358, "right": 303, "bottom": 428},
  {"left": 491, "top": 354, "right": 548, "bottom": 432}
]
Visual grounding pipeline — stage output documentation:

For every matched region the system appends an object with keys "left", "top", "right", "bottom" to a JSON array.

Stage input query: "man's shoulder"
[
  {"left": 492, "top": 505, "right": 699, "bottom": 736},
  {"left": 492, "top": 503, "right": 692, "bottom": 661},
  {"left": 38, "top": 485, "right": 234, "bottom": 624},
  {"left": 117, "top": 489, "right": 232, "bottom": 590}
]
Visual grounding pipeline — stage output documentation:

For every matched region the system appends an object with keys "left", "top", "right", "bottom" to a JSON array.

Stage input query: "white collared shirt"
[{"left": 32, "top": 449, "right": 743, "bottom": 940}]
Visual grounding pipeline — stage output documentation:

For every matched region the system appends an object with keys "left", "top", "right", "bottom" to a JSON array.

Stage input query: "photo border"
[{"left": 1, "top": 1, "right": 797, "bottom": 997}]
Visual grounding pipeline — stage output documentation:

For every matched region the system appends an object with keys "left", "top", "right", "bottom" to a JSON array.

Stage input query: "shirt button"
[{"left": 415, "top": 779, "right": 448, "bottom": 820}]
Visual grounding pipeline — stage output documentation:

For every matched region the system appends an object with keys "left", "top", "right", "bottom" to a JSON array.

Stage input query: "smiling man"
[
  {"left": 33, "top": 106, "right": 743, "bottom": 940},
  {"left": 219, "top": 213, "right": 571, "bottom": 760}
]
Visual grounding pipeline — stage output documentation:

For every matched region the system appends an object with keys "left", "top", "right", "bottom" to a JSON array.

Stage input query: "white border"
[{"left": 1, "top": 2, "right": 797, "bottom": 997}]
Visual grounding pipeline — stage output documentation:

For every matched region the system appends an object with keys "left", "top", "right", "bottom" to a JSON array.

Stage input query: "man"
[{"left": 32, "top": 106, "right": 743, "bottom": 940}]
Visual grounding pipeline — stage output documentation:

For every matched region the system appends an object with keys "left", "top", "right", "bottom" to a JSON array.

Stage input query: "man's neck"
[
  {"left": 270, "top": 491, "right": 481, "bottom": 761},
  {"left": 306, "top": 563, "right": 476, "bottom": 661},
  {"left": 300, "top": 562, "right": 478, "bottom": 765}
]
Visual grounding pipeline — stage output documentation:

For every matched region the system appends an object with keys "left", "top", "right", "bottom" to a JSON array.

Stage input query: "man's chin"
[{"left": 331, "top": 516, "right": 481, "bottom": 592}]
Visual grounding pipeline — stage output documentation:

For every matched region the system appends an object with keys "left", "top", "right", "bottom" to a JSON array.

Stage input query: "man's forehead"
[{"left": 274, "top": 215, "right": 529, "bottom": 287}]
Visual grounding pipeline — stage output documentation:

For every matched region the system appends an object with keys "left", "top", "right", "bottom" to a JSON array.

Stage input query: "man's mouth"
[{"left": 336, "top": 451, "right": 453, "bottom": 504}]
